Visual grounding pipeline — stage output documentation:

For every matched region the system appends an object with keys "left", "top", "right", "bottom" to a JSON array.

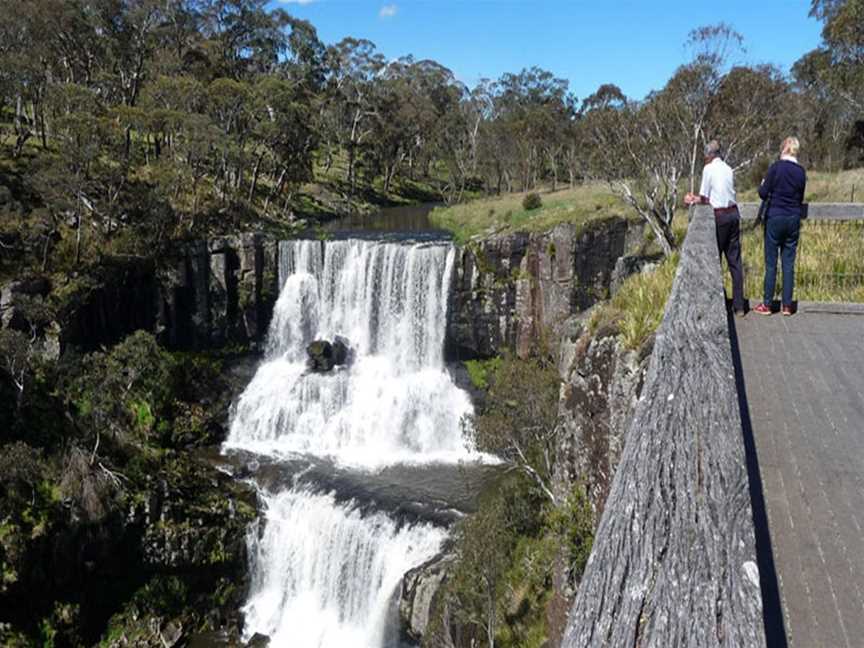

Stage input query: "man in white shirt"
[{"left": 685, "top": 140, "right": 745, "bottom": 315}]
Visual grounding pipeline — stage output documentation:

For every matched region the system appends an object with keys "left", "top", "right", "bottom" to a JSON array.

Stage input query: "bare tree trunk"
[
  {"left": 689, "top": 124, "right": 701, "bottom": 194},
  {"left": 249, "top": 152, "right": 265, "bottom": 203},
  {"left": 264, "top": 167, "right": 288, "bottom": 214},
  {"left": 13, "top": 95, "right": 31, "bottom": 158},
  {"left": 38, "top": 103, "right": 47, "bottom": 149}
]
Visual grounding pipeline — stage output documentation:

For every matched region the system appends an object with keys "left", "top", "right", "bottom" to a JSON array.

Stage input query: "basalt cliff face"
[
  {"left": 445, "top": 217, "right": 644, "bottom": 360},
  {"left": 0, "top": 233, "right": 281, "bottom": 355},
  {"left": 4, "top": 218, "right": 647, "bottom": 359},
  {"left": 544, "top": 321, "right": 652, "bottom": 643}
]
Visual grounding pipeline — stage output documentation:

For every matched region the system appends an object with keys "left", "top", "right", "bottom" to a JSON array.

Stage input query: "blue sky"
[{"left": 274, "top": 0, "right": 824, "bottom": 100}]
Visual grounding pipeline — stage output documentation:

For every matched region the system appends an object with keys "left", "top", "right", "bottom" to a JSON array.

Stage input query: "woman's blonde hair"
[{"left": 782, "top": 136, "right": 800, "bottom": 156}]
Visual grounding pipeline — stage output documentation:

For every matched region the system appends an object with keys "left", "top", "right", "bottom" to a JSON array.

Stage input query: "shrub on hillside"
[{"left": 522, "top": 192, "right": 542, "bottom": 211}]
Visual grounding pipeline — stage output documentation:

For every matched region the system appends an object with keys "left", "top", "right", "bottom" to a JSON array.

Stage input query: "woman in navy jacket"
[{"left": 754, "top": 137, "right": 807, "bottom": 316}]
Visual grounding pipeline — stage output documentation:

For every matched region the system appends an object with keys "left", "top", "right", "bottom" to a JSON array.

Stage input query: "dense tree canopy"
[{"left": 1, "top": 1, "right": 862, "bottom": 264}]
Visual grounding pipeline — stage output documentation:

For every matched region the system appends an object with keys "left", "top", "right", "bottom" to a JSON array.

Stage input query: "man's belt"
[{"left": 714, "top": 205, "right": 739, "bottom": 216}]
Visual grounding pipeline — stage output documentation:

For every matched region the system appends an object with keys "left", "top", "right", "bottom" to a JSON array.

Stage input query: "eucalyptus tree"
[
  {"left": 791, "top": 0, "right": 864, "bottom": 167},
  {"left": 200, "top": 0, "right": 293, "bottom": 79},
  {"left": 323, "top": 38, "right": 386, "bottom": 193},
  {"left": 250, "top": 76, "right": 318, "bottom": 213},
  {"left": 809, "top": 0, "right": 864, "bottom": 111},
  {"left": 708, "top": 64, "right": 791, "bottom": 169},
  {"left": 581, "top": 84, "right": 686, "bottom": 256},
  {"left": 495, "top": 67, "right": 571, "bottom": 191}
]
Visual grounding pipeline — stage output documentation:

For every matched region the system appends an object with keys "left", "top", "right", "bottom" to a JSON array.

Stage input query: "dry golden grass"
[
  {"left": 738, "top": 167, "right": 864, "bottom": 203},
  {"left": 590, "top": 253, "right": 680, "bottom": 350},
  {"left": 724, "top": 220, "right": 864, "bottom": 303}
]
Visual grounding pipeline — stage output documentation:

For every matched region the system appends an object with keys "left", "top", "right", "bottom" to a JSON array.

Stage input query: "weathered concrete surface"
[
  {"left": 735, "top": 308, "right": 864, "bottom": 648},
  {"left": 561, "top": 205, "right": 765, "bottom": 648}
]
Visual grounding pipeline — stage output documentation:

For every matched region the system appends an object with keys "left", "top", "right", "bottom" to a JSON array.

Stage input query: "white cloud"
[
  {"left": 379, "top": 3, "right": 398, "bottom": 18},
  {"left": 280, "top": 0, "right": 317, "bottom": 5}
]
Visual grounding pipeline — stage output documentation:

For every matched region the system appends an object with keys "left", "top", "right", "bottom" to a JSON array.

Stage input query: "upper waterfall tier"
[{"left": 224, "top": 238, "right": 477, "bottom": 469}]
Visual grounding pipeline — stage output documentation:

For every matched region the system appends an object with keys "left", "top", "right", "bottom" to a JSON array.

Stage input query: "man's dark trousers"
[{"left": 715, "top": 208, "right": 745, "bottom": 311}]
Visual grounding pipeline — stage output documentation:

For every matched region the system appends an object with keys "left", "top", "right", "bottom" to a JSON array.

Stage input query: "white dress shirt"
[{"left": 699, "top": 157, "right": 737, "bottom": 209}]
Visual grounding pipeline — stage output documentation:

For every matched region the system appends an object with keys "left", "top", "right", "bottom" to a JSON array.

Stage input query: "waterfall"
[
  {"left": 226, "top": 238, "right": 477, "bottom": 647},
  {"left": 225, "top": 239, "right": 475, "bottom": 468},
  {"left": 242, "top": 488, "right": 447, "bottom": 647}
]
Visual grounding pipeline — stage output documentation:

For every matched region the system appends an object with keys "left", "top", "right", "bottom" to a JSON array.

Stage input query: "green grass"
[
  {"left": 429, "top": 184, "right": 625, "bottom": 243},
  {"left": 726, "top": 220, "right": 864, "bottom": 303},
  {"left": 590, "top": 253, "right": 680, "bottom": 350}
]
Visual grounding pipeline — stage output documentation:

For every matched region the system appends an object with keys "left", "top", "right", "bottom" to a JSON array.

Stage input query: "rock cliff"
[
  {"left": 446, "top": 217, "right": 639, "bottom": 360},
  {"left": 0, "top": 233, "right": 281, "bottom": 354},
  {"left": 544, "top": 320, "right": 652, "bottom": 644}
]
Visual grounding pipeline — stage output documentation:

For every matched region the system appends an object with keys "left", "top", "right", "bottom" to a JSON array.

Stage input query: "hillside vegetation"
[{"left": 429, "top": 184, "right": 626, "bottom": 242}]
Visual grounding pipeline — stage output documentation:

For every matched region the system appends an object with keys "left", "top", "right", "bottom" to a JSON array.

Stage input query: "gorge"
[
  {"left": 0, "top": 204, "right": 650, "bottom": 647},
  {"left": 223, "top": 235, "right": 487, "bottom": 647}
]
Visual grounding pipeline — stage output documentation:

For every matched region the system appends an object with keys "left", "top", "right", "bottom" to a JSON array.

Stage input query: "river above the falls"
[
  {"left": 220, "top": 234, "right": 494, "bottom": 647},
  {"left": 319, "top": 202, "right": 448, "bottom": 238}
]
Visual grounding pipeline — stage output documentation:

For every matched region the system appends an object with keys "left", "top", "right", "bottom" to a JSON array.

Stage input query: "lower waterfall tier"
[{"left": 242, "top": 487, "right": 447, "bottom": 647}]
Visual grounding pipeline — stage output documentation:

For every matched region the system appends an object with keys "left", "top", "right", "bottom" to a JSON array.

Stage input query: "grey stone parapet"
[
  {"left": 738, "top": 202, "right": 864, "bottom": 220},
  {"left": 561, "top": 204, "right": 765, "bottom": 648}
]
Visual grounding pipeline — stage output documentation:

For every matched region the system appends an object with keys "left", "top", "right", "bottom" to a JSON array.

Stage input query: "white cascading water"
[
  {"left": 225, "top": 239, "right": 475, "bottom": 467},
  {"left": 225, "top": 238, "right": 478, "bottom": 647},
  {"left": 242, "top": 488, "right": 447, "bottom": 647}
]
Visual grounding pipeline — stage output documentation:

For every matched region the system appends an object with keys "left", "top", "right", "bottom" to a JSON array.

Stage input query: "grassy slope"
[
  {"left": 590, "top": 253, "right": 680, "bottom": 350},
  {"left": 738, "top": 167, "right": 864, "bottom": 203},
  {"left": 293, "top": 152, "right": 444, "bottom": 220},
  {"left": 428, "top": 184, "right": 627, "bottom": 243}
]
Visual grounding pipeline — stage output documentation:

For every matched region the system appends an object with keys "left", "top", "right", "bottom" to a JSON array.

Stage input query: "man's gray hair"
[{"left": 704, "top": 140, "right": 722, "bottom": 158}]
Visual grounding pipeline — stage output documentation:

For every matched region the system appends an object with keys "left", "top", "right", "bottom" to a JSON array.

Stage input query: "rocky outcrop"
[
  {"left": 609, "top": 253, "right": 662, "bottom": 295},
  {"left": 155, "top": 233, "right": 279, "bottom": 351},
  {"left": 306, "top": 337, "right": 351, "bottom": 372},
  {"left": 16, "top": 233, "right": 282, "bottom": 354},
  {"left": 553, "top": 321, "right": 652, "bottom": 519},
  {"left": 56, "top": 257, "right": 159, "bottom": 352},
  {"left": 446, "top": 217, "right": 638, "bottom": 360},
  {"left": 400, "top": 551, "right": 456, "bottom": 642},
  {"left": 544, "top": 319, "right": 652, "bottom": 645}
]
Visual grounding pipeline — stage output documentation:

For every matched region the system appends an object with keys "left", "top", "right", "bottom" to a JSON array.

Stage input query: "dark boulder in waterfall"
[
  {"left": 245, "top": 632, "right": 271, "bottom": 647},
  {"left": 332, "top": 335, "right": 351, "bottom": 365},
  {"left": 307, "top": 337, "right": 352, "bottom": 372},
  {"left": 307, "top": 340, "right": 335, "bottom": 371}
]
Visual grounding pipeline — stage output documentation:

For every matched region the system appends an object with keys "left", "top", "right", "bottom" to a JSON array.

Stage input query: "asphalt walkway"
[{"left": 733, "top": 305, "right": 864, "bottom": 648}]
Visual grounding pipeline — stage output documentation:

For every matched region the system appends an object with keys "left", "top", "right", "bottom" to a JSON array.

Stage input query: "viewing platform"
[
  {"left": 563, "top": 203, "right": 864, "bottom": 648},
  {"left": 735, "top": 302, "right": 864, "bottom": 647}
]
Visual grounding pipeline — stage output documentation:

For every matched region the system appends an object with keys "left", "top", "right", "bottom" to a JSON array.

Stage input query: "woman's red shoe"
[{"left": 753, "top": 303, "right": 772, "bottom": 315}]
